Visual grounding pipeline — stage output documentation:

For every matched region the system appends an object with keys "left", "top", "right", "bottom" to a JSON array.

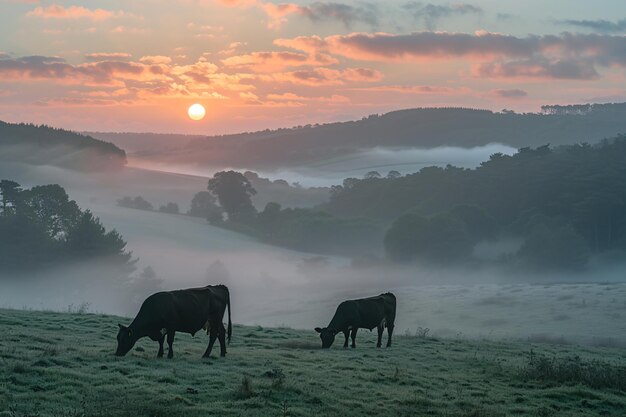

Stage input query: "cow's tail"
[{"left": 226, "top": 286, "right": 232, "bottom": 344}]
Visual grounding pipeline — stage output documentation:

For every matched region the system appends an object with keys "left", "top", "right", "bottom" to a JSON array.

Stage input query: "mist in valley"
[
  {"left": 2, "top": 159, "right": 626, "bottom": 349},
  {"left": 127, "top": 143, "right": 517, "bottom": 188}
]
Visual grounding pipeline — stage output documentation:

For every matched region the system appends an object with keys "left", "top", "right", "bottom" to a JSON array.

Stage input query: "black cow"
[
  {"left": 315, "top": 292, "right": 396, "bottom": 349},
  {"left": 115, "top": 284, "right": 232, "bottom": 359}
]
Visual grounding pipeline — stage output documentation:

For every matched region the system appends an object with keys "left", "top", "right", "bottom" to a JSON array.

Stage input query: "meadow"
[{"left": 2, "top": 309, "right": 626, "bottom": 417}]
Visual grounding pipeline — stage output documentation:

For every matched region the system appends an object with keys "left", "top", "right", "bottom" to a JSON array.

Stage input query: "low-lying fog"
[
  {"left": 1, "top": 155, "right": 625, "bottom": 348},
  {"left": 129, "top": 144, "right": 517, "bottom": 187}
]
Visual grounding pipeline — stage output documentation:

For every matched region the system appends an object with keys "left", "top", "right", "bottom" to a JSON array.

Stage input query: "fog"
[
  {"left": 129, "top": 143, "right": 517, "bottom": 188},
  {"left": 2, "top": 159, "right": 626, "bottom": 348}
]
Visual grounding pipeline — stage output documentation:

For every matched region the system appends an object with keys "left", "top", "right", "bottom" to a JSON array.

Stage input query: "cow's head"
[
  {"left": 314, "top": 327, "right": 337, "bottom": 348},
  {"left": 115, "top": 324, "right": 137, "bottom": 356}
]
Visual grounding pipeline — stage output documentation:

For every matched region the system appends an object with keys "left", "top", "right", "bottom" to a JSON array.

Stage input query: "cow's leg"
[
  {"left": 350, "top": 327, "right": 358, "bottom": 348},
  {"left": 343, "top": 330, "right": 349, "bottom": 348},
  {"left": 166, "top": 330, "right": 175, "bottom": 359},
  {"left": 386, "top": 323, "right": 395, "bottom": 347},
  {"left": 377, "top": 324, "right": 384, "bottom": 348},
  {"left": 218, "top": 323, "right": 227, "bottom": 357},
  {"left": 203, "top": 324, "right": 218, "bottom": 358},
  {"left": 157, "top": 334, "right": 165, "bottom": 358}
]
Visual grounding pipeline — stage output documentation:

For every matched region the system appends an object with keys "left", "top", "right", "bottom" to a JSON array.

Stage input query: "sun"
[{"left": 187, "top": 103, "right": 206, "bottom": 121}]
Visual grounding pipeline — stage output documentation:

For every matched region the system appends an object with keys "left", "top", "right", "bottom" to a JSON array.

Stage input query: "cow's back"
[
  {"left": 136, "top": 289, "right": 212, "bottom": 334},
  {"left": 334, "top": 297, "right": 386, "bottom": 330}
]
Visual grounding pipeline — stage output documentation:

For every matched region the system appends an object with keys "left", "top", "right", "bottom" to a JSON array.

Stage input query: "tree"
[
  {"left": 117, "top": 196, "right": 153, "bottom": 210},
  {"left": 132, "top": 196, "right": 153, "bottom": 211},
  {"left": 257, "top": 202, "right": 282, "bottom": 237},
  {"left": 364, "top": 171, "right": 381, "bottom": 179},
  {"left": 207, "top": 171, "right": 257, "bottom": 223},
  {"left": 517, "top": 223, "right": 590, "bottom": 270},
  {"left": 188, "top": 191, "right": 221, "bottom": 219},
  {"left": 19, "top": 184, "right": 81, "bottom": 239},
  {"left": 449, "top": 205, "right": 497, "bottom": 240},
  {"left": 387, "top": 170, "right": 401, "bottom": 179},
  {"left": 64, "top": 210, "right": 134, "bottom": 269},
  {"left": 0, "top": 180, "right": 22, "bottom": 216},
  {"left": 384, "top": 211, "right": 472, "bottom": 263},
  {"left": 159, "top": 202, "right": 179, "bottom": 214}
]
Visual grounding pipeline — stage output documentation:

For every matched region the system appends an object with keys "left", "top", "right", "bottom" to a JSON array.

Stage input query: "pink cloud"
[
  {"left": 262, "top": 67, "right": 382, "bottom": 86},
  {"left": 276, "top": 31, "right": 626, "bottom": 80},
  {"left": 222, "top": 51, "right": 337, "bottom": 72},
  {"left": 85, "top": 53, "right": 132, "bottom": 61},
  {"left": 26, "top": 4, "right": 125, "bottom": 21},
  {"left": 349, "top": 85, "right": 465, "bottom": 94}
]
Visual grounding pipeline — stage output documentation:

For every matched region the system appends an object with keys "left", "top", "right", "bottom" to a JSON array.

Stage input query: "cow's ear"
[
  {"left": 118, "top": 323, "right": 125, "bottom": 330},
  {"left": 314, "top": 327, "right": 323, "bottom": 333}
]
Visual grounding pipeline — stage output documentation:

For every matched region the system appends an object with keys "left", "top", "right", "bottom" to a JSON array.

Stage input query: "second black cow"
[
  {"left": 115, "top": 284, "right": 232, "bottom": 358},
  {"left": 315, "top": 292, "right": 396, "bottom": 349}
]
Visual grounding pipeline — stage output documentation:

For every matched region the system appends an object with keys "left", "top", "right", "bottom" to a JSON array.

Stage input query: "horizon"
[{"left": 6, "top": 101, "right": 624, "bottom": 137}]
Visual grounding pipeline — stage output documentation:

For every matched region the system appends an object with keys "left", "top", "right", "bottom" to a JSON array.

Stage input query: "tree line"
[
  {"left": 323, "top": 136, "right": 626, "bottom": 270},
  {"left": 195, "top": 136, "right": 626, "bottom": 271},
  {"left": 0, "top": 180, "right": 133, "bottom": 272},
  {"left": 0, "top": 121, "right": 126, "bottom": 170}
]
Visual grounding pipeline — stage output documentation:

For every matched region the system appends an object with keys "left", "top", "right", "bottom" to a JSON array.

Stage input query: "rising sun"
[{"left": 187, "top": 103, "right": 206, "bottom": 121}]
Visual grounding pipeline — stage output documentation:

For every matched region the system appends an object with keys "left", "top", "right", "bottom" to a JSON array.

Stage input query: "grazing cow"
[
  {"left": 115, "top": 284, "right": 232, "bottom": 359},
  {"left": 315, "top": 292, "right": 396, "bottom": 349}
]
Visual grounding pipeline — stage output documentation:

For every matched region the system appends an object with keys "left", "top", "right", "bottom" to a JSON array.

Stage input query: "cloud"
[
  {"left": 474, "top": 58, "right": 600, "bottom": 80},
  {"left": 274, "top": 35, "right": 328, "bottom": 54},
  {"left": 238, "top": 91, "right": 351, "bottom": 107},
  {"left": 496, "top": 13, "right": 514, "bottom": 21},
  {"left": 299, "top": 2, "right": 379, "bottom": 28},
  {"left": 0, "top": 54, "right": 253, "bottom": 102},
  {"left": 26, "top": 4, "right": 126, "bottom": 21},
  {"left": 403, "top": 2, "right": 483, "bottom": 30},
  {"left": 489, "top": 88, "right": 528, "bottom": 98},
  {"left": 278, "top": 31, "right": 626, "bottom": 80},
  {"left": 349, "top": 85, "right": 464, "bottom": 94},
  {"left": 558, "top": 19, "right": 626, "bottom": 34},
  {"left": 222, "top": 51, "right": 338, "bottom": 71},
  {"left": 218, "top": 0, "right": 379, "bottom": 29},
  {"left": 85, "top": 53, "right": 132, "bottom": 61},
  {"left": 186, "top": 23, "right": 224, "bottom": 39},
  {"left": 261, "top": 66, "right": 382, "bottom": 86},
  {"left": 139, "top": 55, "right": 173, "bottom": 65}
]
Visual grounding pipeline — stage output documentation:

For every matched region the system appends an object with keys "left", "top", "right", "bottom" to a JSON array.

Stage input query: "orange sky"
[{"left": 1, "top": 0, "right": 625, "bottom": 133}]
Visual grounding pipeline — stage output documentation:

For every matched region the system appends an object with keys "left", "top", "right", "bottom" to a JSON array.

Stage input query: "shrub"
[{"left": 519, "top": 354, "right": 626, "bottom": 391}]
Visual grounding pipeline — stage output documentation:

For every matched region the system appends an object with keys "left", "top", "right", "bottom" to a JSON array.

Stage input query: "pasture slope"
[{"left": 1, "top": 309, "right": 625, "bottom": 417}]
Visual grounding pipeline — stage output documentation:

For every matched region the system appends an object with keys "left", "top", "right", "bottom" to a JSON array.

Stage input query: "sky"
[{"left": 1, "top": 0, "right": 625, "bottom": 134}]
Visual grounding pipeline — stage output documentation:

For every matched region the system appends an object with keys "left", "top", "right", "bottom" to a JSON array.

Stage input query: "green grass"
[{"left": 1, "top": 309, "right": 626, "bottom": 417}]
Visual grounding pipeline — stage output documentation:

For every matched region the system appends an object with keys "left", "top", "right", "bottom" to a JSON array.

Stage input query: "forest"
[
  {"left": 189, "top": 137, "right": 626, "bottom": 271},
  {"left": 0, "top": 121, "right": 126, "bottom": 170}
]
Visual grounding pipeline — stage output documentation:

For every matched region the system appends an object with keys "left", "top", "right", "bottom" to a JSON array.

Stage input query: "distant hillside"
[
  {"left": 91, "top": 102, "right": 626, "bottom": 170},
  {"left": 84, "top": 131, "right": 203, "bottom": 154},
  {"left": 0, "top": 121, "right": 126, "bottom": 171}
]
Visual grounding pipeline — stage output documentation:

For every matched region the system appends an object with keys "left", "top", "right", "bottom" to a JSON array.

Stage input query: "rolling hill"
[
  {"left": 90, "top": 103, "right": 626, "bottom": 170},
  {"left": 0, "top": 121, "right": 126, "bottom": 171}
]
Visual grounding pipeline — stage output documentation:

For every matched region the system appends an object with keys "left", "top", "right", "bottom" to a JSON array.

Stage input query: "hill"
[
  {"left": 0, "top": 121, "right": 126, "bottom": 171},
  {"left": 90, "top": 103, "right": 626, "bottom": 170},
  {"left": 1, "top": 308, "right": 625, "bottom": 417}
]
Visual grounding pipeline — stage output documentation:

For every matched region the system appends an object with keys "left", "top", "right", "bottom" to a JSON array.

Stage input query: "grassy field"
[{"left": 1, "top": 309, "right": 626, "bottom": 417}]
